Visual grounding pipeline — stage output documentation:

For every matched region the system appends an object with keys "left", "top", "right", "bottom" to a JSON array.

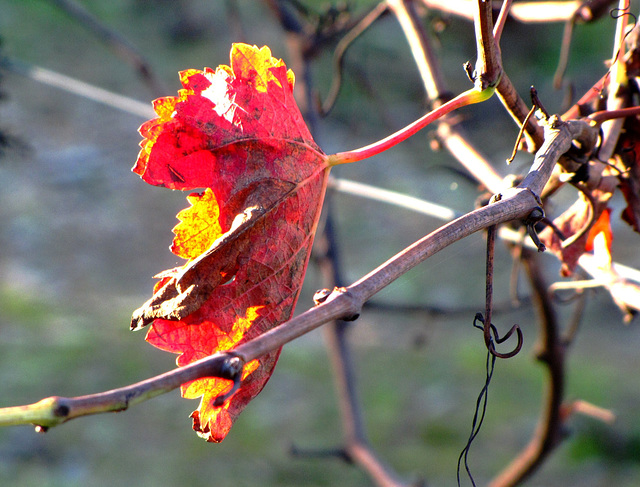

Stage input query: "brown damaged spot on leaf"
[{"left": 130, "top": 204, "right": 267, "bottom": 331}]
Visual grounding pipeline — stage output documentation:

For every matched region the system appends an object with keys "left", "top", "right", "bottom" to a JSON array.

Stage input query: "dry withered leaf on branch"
[{"left": 539, "top": 187, "right": 613, "bottom": 277}]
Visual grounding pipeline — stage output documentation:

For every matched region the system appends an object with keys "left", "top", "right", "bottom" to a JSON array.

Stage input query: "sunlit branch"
[
  {"left": 329, "top": 177, "right": 459, "bottom": 220},
  {"left": 0, "top": 58, "right": 155, "bottom": 119},
  {"left": 493, "top": 0, "right": 514, "bottom": 43},
  {"left": 387, "top": 0, "right": 445, "bottom": 103},
  {"left": 330, "top": 176, "right": 640, "bottom": 303}
]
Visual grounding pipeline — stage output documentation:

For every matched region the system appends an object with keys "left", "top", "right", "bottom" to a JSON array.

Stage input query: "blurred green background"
[{"left": 1, "top": 1, "right": 640, "bottom": 485}]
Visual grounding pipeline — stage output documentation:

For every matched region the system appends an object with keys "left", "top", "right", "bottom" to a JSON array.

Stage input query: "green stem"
[
  {"left": 327, "top": 87, "right": 495, "bottom": 165},
  {"left": 0, "top": 351, "right": 236, "bottom": 431}
]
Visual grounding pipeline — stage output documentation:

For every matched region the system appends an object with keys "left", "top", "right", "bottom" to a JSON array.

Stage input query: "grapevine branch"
[
  {"left": 327, "top": 179, "right": 640, "bottom": 315},
  {"left": 1, "top": 3, "right": 637, "bottom": 487},
  {"left": 0, "top": 116, "right": 596, "bottom": 431}
]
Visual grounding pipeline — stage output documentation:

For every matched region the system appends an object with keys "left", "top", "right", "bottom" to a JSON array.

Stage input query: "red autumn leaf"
[
  {"left": 130, "top": 43, "right": 330, "bottom": 442},
  {"left": 585, "top": 207, "right": 613, "bottom": 253}
]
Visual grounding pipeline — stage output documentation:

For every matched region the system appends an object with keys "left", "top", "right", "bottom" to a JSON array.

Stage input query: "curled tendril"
[
  {"left": 475, "top": 313, "right": 524, "bottom": 359},
  {"left": 212, "top": 353, "right": 245, "bottom": 407},
  {"left": 541, "top": 216, "right": 567, "bottom": 241},
  {"left": 458, "top": 314, "right": 496, "bottom": 487},
  {"left": 610, "top": 1, "right": 636, "bottom": 23},
  {"left": 526, "top": 206, "right": 547, "bottom": 252},
  {"left": 457, "top": 313, "right": 523, "bottom": 486}
]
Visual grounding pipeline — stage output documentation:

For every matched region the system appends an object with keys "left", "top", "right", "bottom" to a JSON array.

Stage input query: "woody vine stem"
[
  {"left": 1, "top": 2, "right": 639, "bottom": 486},
  {"left": 0, "top": 114, "right": 597, "bottom": 430}
]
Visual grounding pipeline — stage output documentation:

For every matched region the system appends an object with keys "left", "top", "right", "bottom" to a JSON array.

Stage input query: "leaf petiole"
[{"left": 326, "top": 86, "right": 495, "bottom": 165}]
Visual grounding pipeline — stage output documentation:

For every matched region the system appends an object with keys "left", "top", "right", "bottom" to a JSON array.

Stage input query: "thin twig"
[
  {"left": 496, "top": 72, "right": 545, "bottom": 152},
  {"left": 506, "top": 103, "right": 536, "bottom": 164},
  {"left": 320, "top": 2, "right": 389, "bottom": 114},
  {"left": 0, "top": 58, "right": 155, "bottom": 119},
  {"left": 553, "top": 17, "right": 576, "bottom": 89},
  {"left": 589, "top": 105, "right": 640, "bottom": 124},
  {"left": 0, "top": 352, "right": 242, "bottom": 430},
  {"left": 493, "top": 0, "right": 514, "bottom": 43},
  {"left": 48, "top": 0, "right": 166, "bottom": 95}
]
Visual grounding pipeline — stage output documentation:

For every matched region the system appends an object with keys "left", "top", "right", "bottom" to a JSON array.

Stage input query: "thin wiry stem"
[
  {"left": 48, "top": 0, "right": 167, "bottom": 95},
  {"left": 490, "top": 251, "right": 565, "bottom": 487},
  {"left": 320, "top": 2, "right": 389, "bottom": 115}
]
